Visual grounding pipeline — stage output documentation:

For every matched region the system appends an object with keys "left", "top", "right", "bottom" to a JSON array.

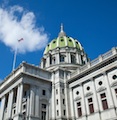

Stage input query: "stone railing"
[{"left": 70, "top": 47, "right": 117, "bottom": 78}]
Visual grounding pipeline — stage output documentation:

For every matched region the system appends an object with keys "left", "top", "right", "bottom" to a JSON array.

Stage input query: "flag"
[{"left": 18, "top": 38, "right": 23, "bottom": 42}]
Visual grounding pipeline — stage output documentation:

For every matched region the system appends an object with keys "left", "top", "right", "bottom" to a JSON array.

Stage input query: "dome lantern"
[{"left": 58, "top": 23, "right": 66, "bottom": 37}]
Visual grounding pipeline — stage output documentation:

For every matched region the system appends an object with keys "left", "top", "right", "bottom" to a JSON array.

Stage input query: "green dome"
[{"left": 44, "top": 24, "right": 83, "bottom": 54}]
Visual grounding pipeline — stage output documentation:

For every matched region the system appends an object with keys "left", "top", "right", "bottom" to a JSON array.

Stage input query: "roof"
[{"left": 44, "top": 24, "right": 83, "bottom": 54}]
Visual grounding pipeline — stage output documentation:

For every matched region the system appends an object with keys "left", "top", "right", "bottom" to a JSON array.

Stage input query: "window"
[
  {"left": 23, "top": 104, "right": 26, "bottom": 110},
  {"left": 100, "top": 93, "right": 108, "bottom": 110},
  {"left": 63, "top": 110, "right": 66, "bottom": 116},
  {"left": 53, "top": 41, "right": 56, "bottom": 43},
  {"left": 43, "top": 58, "right": 46, "bottom": 68},
  {"left": 112, "top": 75, "right": 117, "bottom": 80},
  {"left": 63, "top": 99, "right": 65, "bottom": 105},
  {"left": 62, "top": 89, "right": 64, "bottom": 94},
  {"left": 41, "top": 104, "right": 46, "bottom": 120},
  {"left": 57, "top": 110, "right": 59, "bottom": 116},
  {"left": 50, "top": 54, "right": 52, "bottom": 65},
  {"left": 42, "top": 104, "right": 46, "bottom": 109},
  {"left": 42, "top": 111, "right": 46, "bottom": 120},
  {"left": 71, "top": 54, "right": 76, "bottom": 63},
  {"left": 57, "top": 99, "right": 58, "bottom": 105},
  {"left": 76, "top": 91, "right": 79, "bottom": 95},
  {"left": 52, "top": 57, "right": 56, "bottom": 64},
  {"left": 60, "top": 55, "right": 65, "bottom": 62},
  {"left": 23, "top": 91, "right": 27, "bottom": 97},
  {"left": 77, "top": 102, "right": 82, "bottom": 117},
  {"left": 115, "top": 88, "right": 117, "bottom": 97},
  {"left": 42, "top": 90, "right": 46, "bottom": 96},
  {"left": 56, "top": 89, "right": 58, "bottom": 94},
  {"left": 88, "top": 98, "right": 94, "bottom": 114}
]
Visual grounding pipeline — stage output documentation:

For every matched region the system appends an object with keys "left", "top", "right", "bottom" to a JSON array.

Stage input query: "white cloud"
[{"left": 0, "top": 5, "right": 49, "bottom": 53}]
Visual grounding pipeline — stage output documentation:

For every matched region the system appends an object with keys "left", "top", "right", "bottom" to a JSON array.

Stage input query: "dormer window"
[
  {"left": 53, "top": 41, "right": 56, "bottom": 43},
  {"left": 61, "top": 39, "right": 64, "bottom": 42},
  {"left": 69, "top": 39, "right": 72, "bottom": 42}
]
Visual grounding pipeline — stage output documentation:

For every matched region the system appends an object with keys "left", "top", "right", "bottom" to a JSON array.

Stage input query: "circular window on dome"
[
  {"left": 98, "top": 81, "right": 102, "bottom": 85},
  {"left": 76, "top": 41, "right": 78, "bottom": 44},
  {"left": 61, "top": 39, "right": 64, "bottom": 42},
  {"left": 69, "top": 39, "right": 72, "bottom": 42},
  {"left": 112, "top": 75, "right": 117, "bottom": 80},
  {"left": 47, "top": 44, "right": 49, "bottom": 47},
  {"left": 53, "top": 41, "right": 56, "bottom": 43},
  {"left": 76, "top": 91, "right": 79, "bottom": 95},
  {"left": 87, "top": 86, "right": 90, "bottom": 91}
]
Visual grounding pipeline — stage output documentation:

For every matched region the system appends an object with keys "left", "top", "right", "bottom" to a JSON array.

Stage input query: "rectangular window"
[
  {"left": 42, "top": 90, "right": 46, "bottom": 95},
  {"left": 88, "top": 98, "right": 94, "bottom": 114},
  {"left": 56, "top": 89, "right": 58, "bottom": 94},
  {"left": 115, "top": 89, "right": 117, "bottom": 98},
  {"left": 42, "top": 104, "right": 46, "bottom": 109},
  {"left": 57, "top": 99, "right": 58, "bottom": 105},
  {"left": 102, "top": 99, "right": 108, "bottom": 110},
  {"left": 100, "top": 93, "right": 108, "bottom": 110},
  {"left": 77, "top": 102, "right": 82, "bottom": 117},
  {"left": 42, "top": 111, "right": 46, "bottom": 120},
  {"left": 64, "top": 110, "right": 66, "bottom": 116},
  {"left": 62, "top": 89, "right": 64, "bottom": 94},
  {"left": 115, "top": 88, "right": 117, "bottom": 94},
  {"left": 78, "top": 108, "right": 82, "bottom": 117},
  {"left": 63, "top": 99, "right": 65, "bottom": 105},
  {"left": 57, "top": 110, "right": 59, "bottom": 116}
]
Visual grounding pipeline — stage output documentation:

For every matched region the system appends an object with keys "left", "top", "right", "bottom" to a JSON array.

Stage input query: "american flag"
[{"left": 18, "top": 38, "right": 23, "bottom": 42}]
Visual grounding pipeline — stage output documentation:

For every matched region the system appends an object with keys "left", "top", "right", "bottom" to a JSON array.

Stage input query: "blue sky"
[{"left": 0, "top": 0, "right": 117, "bottom": 80}]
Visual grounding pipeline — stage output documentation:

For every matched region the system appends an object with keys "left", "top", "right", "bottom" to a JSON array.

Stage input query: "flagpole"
[
  {"left": 12, "top": 44, "right": 18, "bottom": 71},
  {"left": 12, "top": 38, "right": 23, "bottom": 71}
]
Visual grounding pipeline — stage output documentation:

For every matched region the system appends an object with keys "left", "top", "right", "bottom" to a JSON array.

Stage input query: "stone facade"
[{"left": 0, "top": 25, "right": 117, "bottom": 120}]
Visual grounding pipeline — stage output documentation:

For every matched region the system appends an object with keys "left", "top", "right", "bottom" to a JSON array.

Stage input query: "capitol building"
[{"left": 0, "top": 25, "right": 117, "bottom": 120}]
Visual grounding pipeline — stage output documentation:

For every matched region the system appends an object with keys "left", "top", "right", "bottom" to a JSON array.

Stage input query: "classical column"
[
  {"left": 35, "top": 86, "right": 40, "bottom": 117},
  {"left": 51, "top": 84, "right": 55, "bottom": 119},
  {"left": 26, "top": 90, "right": 30, "bottom": 117},
  {"left": 81, "top": 84, "right": 87, "bottom": 116},
  {"left": 69, "top": 88, "right": 75, "bottom": 119},
  {"left": 0, "top": 96, "right": 6, "bottom": 119},
  {"left": 64, "top": 83, "right": 69, "bottom": 119},
  {"left": 58, "top": 83, "right": 62, "bottom": 117},
  {"left": 29, "top": 85, "right": 35, "bottom": 116},
  {"left": 46, "top": 104, "right": 49, "bottom": 120},
  {"left": 7, "top": 90, "right": 14, "bottom": 119},
  {"left": 16, "top": 83, "right": 23, "bottom": 114},
  {"left": 104, "top": 72, "right": 114, "bottom": 108}
]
